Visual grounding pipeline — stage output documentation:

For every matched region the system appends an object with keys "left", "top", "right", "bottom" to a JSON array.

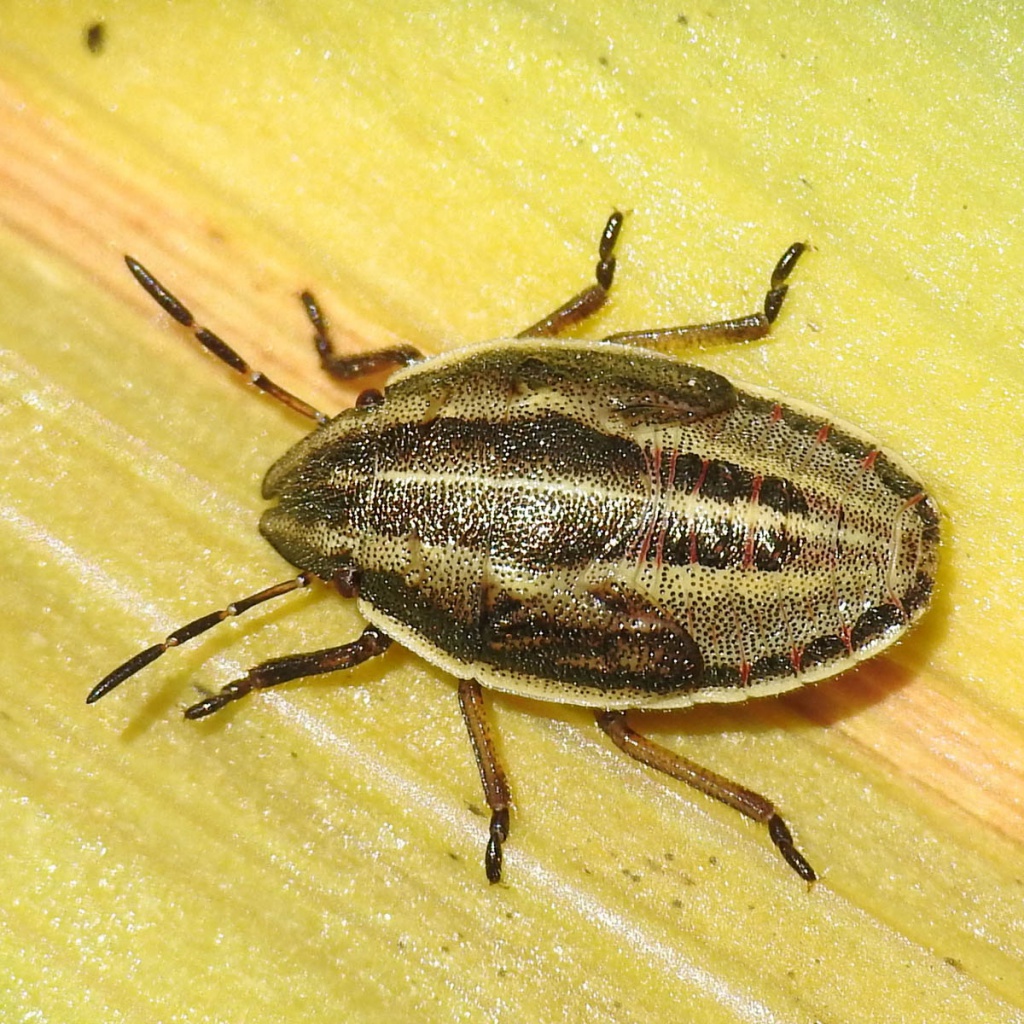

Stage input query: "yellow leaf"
[{"left": 1, "top": 3, "right": 1022, "bottom": 1022}]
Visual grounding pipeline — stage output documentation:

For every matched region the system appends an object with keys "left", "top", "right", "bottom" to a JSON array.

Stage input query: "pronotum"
[{"left": 89, "top": 212, "right": 939, "bottom": 884}]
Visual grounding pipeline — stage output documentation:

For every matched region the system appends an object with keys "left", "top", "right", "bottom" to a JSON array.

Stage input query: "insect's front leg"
[
  {"left": 300, "top": 291, "right": 423, "bottom": 380},
  {"left": 184, "top": 624, "right": 393, "bottom": 719}
]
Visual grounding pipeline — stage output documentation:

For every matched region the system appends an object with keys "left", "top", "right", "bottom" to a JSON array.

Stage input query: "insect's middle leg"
[
  {"left": 517, "top": 211, "right": 624, "bottom": 338},
  {"left": 596, "top": 710, "right": 817, "bottom": 882},
  {"left": 183, "top": 624, "right": 392, "bottom": 719},
  {"left": 602, "top": 242, "right": 806, "bottom": 349},
  {"left": 457, "top": 679, "right": 512, "bottom": 883}
]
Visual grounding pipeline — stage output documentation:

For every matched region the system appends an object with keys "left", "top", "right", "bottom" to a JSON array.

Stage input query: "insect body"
[{"left": 90, "top": 213, "right": 940, "bottom": 885}]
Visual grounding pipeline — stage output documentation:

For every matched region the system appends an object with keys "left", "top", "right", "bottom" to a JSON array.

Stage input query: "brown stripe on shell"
[{"left": 359, "top": 569, "right": 704, "bottom": 697}]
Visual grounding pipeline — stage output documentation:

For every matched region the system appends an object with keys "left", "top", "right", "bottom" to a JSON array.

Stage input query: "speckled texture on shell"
[{"left": 260, "top": 339, "right": 939, "bottom": 709}]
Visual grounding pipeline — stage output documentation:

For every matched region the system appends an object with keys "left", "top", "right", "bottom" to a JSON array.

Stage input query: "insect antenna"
[
  {"left": 86, "top": 573, "right": 313, "bottom": 704},
  {"left": 124, "top": 256, "right": 329, "bottom": 424}
]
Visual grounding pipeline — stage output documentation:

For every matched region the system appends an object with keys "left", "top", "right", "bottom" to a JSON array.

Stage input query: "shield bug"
[{"left": 89, "top": 213, "right": 939, "bottom": 884}]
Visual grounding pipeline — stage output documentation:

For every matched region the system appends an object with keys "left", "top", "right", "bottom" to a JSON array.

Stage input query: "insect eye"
[{"left": 355, "top": 388, "right": 385, "bottom": 409}]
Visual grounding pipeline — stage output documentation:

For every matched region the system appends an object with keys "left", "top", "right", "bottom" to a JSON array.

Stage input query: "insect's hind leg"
[
  {"left": 602, "top": 241, "right": 806, "bottom": 349},
  {"left": 517, "top": 211, "right": 624, "bottom": 338},
  {"left": 300, "top": 292, "right": 423, "bottom": 380},
  {"left": 596, "top": 710, "right": 817, "bottom": 882}
]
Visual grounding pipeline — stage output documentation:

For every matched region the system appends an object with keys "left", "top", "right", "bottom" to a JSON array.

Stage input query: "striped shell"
[{"left": 260, "top": 338, "right": 939, "bottom": 710}]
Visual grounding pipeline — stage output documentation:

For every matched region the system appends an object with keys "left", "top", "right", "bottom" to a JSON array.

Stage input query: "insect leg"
[
  {"left": 299, "top": 291, "right": 423, "bottom": 380},
  {"left": 87, "top": 574, "right": 314, "bottom": 704},
  {"left": 457, "top": 680, "right": 512, "bottom": 883},
  {"left": 602, "top": 242, "right": 806, "bottom": 349},
  {"left": 516, "top": 211, "right": 624, "bottom": 337},
  {"left": 124, "top": 257, "right": 327, "bottom": 423},
  {"left": 181, "top": 625, "right": 393, "bottom": 719},
  {"left": 596, "top": 710, "right": 817, "bottom": 882}
]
